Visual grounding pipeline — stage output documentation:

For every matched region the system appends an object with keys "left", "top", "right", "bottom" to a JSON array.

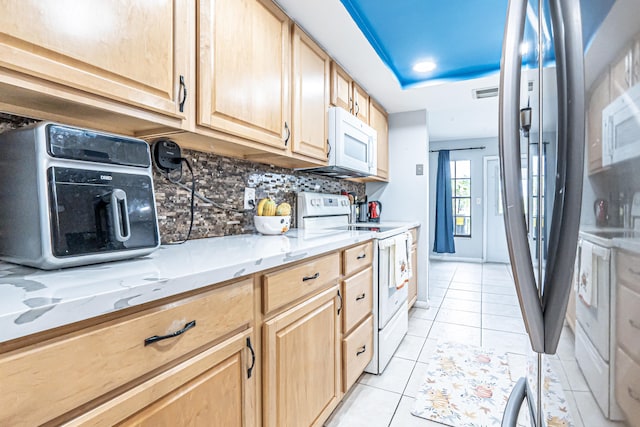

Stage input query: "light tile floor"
[{"left": 325, "top": 261, "right": 628, "bottom": 427}]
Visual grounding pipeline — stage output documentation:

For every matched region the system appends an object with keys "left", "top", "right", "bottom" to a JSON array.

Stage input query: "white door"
[{"left": 485, "top": 157, "right": 509, "bottom": 263}]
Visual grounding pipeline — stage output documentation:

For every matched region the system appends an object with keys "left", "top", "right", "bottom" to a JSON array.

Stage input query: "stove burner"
[{"left": 338, "top": 226, "right": 398, "bottom": 233}]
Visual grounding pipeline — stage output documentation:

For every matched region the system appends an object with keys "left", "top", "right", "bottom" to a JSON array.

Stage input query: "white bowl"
[{"left": 254, "top": 215, "right": 291, "bottom": 235}]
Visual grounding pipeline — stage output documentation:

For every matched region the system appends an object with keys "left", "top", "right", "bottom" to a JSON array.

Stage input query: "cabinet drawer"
[
  {"left": 617, "top": 251, "right": 640, "bottom": 293},
  {"left": 343, "top": 241, "right": 373, "bottom": 276},
  {"left": 342, "top": 315, "right": 373, "bottom": 392},
  {"left": 263, "top": 252, "right": 340, "bottom": 314},
  {"left": 342, "top": 267, "right": 373, "bottom": 334},
  {"left": 615, "top": 347, "right": 640, "bottom": 427},
  {"left": 617, "top": 284, "right": 640, "bottom": 361},
  {"left": 0, "top": 278, "right": 253, "bottom": 427},
  {"left": 68, "top": 329, "right": 255, "bottom": 427}
]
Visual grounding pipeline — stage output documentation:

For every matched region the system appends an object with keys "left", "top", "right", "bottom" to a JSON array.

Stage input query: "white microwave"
[
  {"left": 299, "top": 106, "right": 377, "bottom": 178},
  {"left": 602, "top": 82, "right": 640, "bottom": 167}
]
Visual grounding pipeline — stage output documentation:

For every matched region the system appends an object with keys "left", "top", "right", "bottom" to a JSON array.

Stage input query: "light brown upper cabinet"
[
  {"left": 587, "top": 72, "right": 610, "bottom": 175},
  {"left": 610, "top": 49, "right": 633, "bottom": 102},
  {"left": 0, "top": 0, "right": 190, "bottom": 121},
  {"left": 352, "top": 83, "right": 370, "bottom": 124},
  {"left": 330, "top": 62, "right": 353, "bottom": 113},
  {"left": 369, "top": 100, "right": 389, "bottom": 180},
  {"left": 330, "top": 62, "right": 370, "bottom": 124},
  {"left": 198, "top": 0, "right": 291, "bottom": 150},
  {"left": 291, "top": 25, "right": 330, "bottom": 162}
]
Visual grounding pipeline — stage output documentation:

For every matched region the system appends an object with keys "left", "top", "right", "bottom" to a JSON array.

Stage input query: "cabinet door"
[
  {"left": 263, "top": 286, "right": 341, "bottom": 427},
  {"left": 352, "top": 83, "right": 370, "bottom": 124},
  {"left": 71, "top": 329, "right": 257, "bottom": 427},
  {"left": 408, "top": 246, "right": 418, "bottom": 308},
  {"left": 369, "top": 100, "right": 389, "bottom": 179},
  {"left": 587, "top": 72, "right": 610, "bottom": 174},
  {"left": 610, "top": 50, "right": 632, "bottom": 101},
  {"left": 199, "top": 0, "right": 290, "bottom": 150},
  {"left": 0, "top": 0, "right": 190, "bottom": 118},
  {"left": 330, "top": 62, "right": 353, "bottom": 113},
  {"left": 291, "top": 26, "right": 330, "bottom": 161}
]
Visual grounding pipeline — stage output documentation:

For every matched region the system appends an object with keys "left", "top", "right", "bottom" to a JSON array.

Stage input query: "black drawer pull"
[
  {"left": 629, "top": 319, "right": 640, "bottom": 330},
  {"left": 356, "top": 293, "right": 366, "bottom": 301},
  {"left": 144, "top": 320, "right": 196, "bottom": 346},
  {"left": 356, "top": 345, "right": 366, "bottom": 356},
  {"left": 629, "top": 386, "right": 640, "bottom": 403},
  {"left": 246, "top": 337, "right": 256, "bottom": 379},
  {"left": 356, "top": 253, "right": 367, "bottom": 260},
  {"left": 302, "top": 272, "right": 320, "bottom": 282}
]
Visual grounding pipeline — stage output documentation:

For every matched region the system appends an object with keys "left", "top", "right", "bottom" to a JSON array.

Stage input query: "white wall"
[
  {"left": 366, "top": 110, "right": 430, "bottom": 303},
  {"left": 428, "top": 137, "right": 497, "bottom": 261}
]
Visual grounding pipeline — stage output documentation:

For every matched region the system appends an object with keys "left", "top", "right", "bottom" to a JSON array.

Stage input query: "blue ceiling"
[{"left": 340, "top": 0, "right": 615, "bottom": 89}]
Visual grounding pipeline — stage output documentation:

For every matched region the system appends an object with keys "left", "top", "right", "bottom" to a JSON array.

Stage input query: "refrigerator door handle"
[
  {"left": 499, "top": 0, "right": 545, "bottom": 353},
  {"left": 501, "top": 377, "right": 527, "bottom": 427},
  {"left": 541, "top": 0, "right": 585, "bottom": 354}
]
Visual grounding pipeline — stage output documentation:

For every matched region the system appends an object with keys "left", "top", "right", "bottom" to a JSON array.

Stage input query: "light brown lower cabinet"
[
  {"left": 408, "top": 227, "right": 419, "bottom": 308},
  {"left": 69, "top": 329, "right": 257, "bottom": 427},
  {"left": 263, "top": 286, "right": 341, "bottom": 427},
  {"left": 342, "top": 315, "right": 373, "bottom": 392}
]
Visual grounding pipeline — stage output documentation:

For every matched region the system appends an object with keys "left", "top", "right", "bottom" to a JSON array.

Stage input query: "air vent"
[
  {"left": 472, "top": 81, "right": 533, "bottom": 99},
  {"left": 472, "top": 87, "right": 499, "bottom": 99}
]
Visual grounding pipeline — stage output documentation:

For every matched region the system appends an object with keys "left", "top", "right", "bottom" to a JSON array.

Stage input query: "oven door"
[
  {"left": 377, "top": 237, "right": 408, "bottom": 328},
  {"left": 48, "top": 167, "right": 159, "bottom": 257}
]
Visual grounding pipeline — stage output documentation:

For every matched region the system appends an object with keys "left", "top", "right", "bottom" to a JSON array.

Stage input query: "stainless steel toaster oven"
[{"left": 0, "top": 122, "right": 160, "bottom": 269}]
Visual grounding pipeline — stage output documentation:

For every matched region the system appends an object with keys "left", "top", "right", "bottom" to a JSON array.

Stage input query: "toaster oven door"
[{"left": 48, "top": 167, "right": 159, "bottom": 257}]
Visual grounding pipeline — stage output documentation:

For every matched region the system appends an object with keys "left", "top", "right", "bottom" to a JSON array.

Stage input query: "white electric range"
[{"left": 297, "top": 191, "right": 410, "bottom": 374}]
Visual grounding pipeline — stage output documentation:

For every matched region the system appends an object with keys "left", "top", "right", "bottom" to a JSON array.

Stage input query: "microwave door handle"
[
  {"left": 542, "top": 0, "right": 585, "bottom": 354},
  {"left": 499, "top": 0, "right": 544, "bottom": 352},
  {"left": 111, "top": 189, "right": 131, "bottom": 243},
  {"left": 368, "top": 135, "right": 375, "bottom": 171}
]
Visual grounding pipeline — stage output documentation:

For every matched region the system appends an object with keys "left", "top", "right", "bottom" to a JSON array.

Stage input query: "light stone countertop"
[
  {"left": 580, "top": 228, "right": 640, "bottom": 253},
  {"left": 0, "top": 222, "right": 418, "bottom": 344}
]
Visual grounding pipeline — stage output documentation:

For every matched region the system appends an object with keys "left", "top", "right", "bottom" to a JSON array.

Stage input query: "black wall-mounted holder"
[{"left": 151, "top": 138, "right": 182, "bottom": 174}]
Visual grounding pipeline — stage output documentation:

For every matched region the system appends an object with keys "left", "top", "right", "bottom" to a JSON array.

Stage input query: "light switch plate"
[{"left": 416, "top": 164, "right": 424, "bottom": 175}]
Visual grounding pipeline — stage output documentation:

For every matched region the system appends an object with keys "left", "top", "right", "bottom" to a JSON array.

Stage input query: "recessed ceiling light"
[{"left": 413, "top": 60, "right": 436, "bottom": 73}]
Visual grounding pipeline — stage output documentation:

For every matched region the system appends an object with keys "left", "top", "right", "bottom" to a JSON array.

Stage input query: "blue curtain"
[{"left": 433, "top": 150, "right": 456, "bottom": 253}]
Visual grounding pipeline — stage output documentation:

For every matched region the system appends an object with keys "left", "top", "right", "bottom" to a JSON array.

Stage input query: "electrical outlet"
[{"left": 244, "top": 187, "right": 256, "bottom": 210}]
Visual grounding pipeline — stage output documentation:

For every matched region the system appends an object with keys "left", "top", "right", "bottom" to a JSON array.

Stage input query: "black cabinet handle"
[
  {"left": 356, "top": 345, "right": 366, "bottom": 356},
  {"left": 284, "top": 122, "right": 290, "bottom": 146},
  {"left": 356, "top": 293, "right": 366, "bottom": 301},
  {"left": 337, "top": 289, "right": 343, "bottom": 316},
  {"left": 178, "top": 75, "right": 187, "bottom": 113},
  {"left": 144, "top": 320, "right": 196, "bottom": 346},
  {"left": 355, "top": 101, "right": 360, "bottom": 116},
  {"left": 629, "top": 319, "right": 640, "bottom": 330},
  {"left": 246, "top": 337, "right": 256, "bottom": 379},
  {"left": 349, "top": 97, "right": 353, "bottom": 113},
  {"left": 356, "top": 253, "right": 367, "bottom": 260},
  {"left": 302, "top": 272, "right": 320, "bottom": 282}
]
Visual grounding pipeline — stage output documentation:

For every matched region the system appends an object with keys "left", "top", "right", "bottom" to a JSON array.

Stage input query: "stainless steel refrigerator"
[{"left": 499, "top": 0, "right": 640, "bottom": 425}]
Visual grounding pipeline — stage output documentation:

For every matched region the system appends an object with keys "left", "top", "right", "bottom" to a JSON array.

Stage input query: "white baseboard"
[{"left": 413, "top": 300, "right": 429, "bottom": 309}]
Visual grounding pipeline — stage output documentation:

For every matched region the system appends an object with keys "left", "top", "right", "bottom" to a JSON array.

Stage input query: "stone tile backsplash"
[{"left": 0, "top": 114, "right": 365, "bottom": 243}]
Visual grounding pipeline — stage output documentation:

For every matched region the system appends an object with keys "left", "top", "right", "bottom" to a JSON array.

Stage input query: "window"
[{"left": 450, "top": 160, "right": 471, "bottom": 237}]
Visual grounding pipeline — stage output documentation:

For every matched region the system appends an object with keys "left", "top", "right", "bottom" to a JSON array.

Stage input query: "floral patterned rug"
[{"left": 411, "top": 342, "right": 574, "bottom": 427}]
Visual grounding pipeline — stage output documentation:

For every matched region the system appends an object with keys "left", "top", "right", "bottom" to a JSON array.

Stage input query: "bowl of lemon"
[{"left": 254, "top": 198, "right": 291, "bottom": 235}]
